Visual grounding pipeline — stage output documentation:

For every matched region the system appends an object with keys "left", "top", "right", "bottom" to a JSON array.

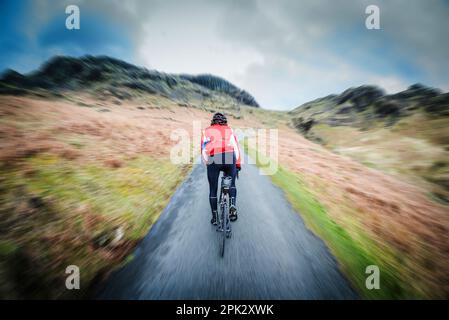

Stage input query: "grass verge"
[
  {"left": 244, "top": 141, "right": 422, "bottom": 299},
  {"left": 0, "top": 153, "right": 191, "bottom": 299}
]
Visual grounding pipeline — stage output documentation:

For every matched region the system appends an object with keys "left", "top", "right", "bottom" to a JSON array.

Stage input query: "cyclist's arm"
[
  {"left": 230, "top": 129, "right": 241, "bottom": 169},
  {"left": 201, "top": 129, "right": 209, "bottom": 164}
]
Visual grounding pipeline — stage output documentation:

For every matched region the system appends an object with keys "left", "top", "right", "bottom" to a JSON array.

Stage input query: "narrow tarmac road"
[{"left": 97, "top": 160, "right": 357, "bottom": 299}]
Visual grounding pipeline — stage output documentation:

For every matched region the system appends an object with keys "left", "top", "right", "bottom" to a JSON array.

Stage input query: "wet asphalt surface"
[{"left": 97, "top": 159, "right": 357, "bottom": 299}]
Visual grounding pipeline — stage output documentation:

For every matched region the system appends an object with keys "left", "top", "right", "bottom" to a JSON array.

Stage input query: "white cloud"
[
  {"left": 236, "top": 54, "right": 410, "bottom": 109},
  {"left": 27, "top": 0, "right": 449, "bottom": 109},
  {"left": 135, "top": 8, "right": 264, "bottom": 78}
]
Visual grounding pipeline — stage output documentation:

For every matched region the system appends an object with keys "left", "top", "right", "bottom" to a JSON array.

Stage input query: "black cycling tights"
[{"left": 207, "top": 152, "right": 237, "bottom": 213}]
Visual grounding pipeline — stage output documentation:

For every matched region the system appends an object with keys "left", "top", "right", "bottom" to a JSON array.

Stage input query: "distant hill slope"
[
  {"left": 289, "top": 84, "right": 449, "bottom": 204},
  {"left": 290, "top": 84, "right": 448, "bottom": 132},
  {"left": 0, "top": 55, "right": 260, "bottom": 108},
  {"left": 180, "top": 74, "right": 259, "bottom": 107}
]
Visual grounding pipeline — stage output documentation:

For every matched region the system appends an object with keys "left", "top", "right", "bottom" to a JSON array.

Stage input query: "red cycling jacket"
[{"left": 201, "top": 124, "right": 241, "bottom": 168}]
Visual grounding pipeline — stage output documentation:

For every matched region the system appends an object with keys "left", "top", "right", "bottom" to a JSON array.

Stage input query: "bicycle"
[{"left": 216, "top": 175, "right": 233, "bottom": 257}]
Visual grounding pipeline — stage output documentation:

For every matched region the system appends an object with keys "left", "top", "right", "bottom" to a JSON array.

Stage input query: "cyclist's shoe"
[
  {"left": 211, "top": 211, "right": 218, "bottom": 225},
  {"left": 229, "top": 205, "right": 238, "bottom": 221},
  {"left": 229, "top": 197, "right": 238, "bottom": 221}
]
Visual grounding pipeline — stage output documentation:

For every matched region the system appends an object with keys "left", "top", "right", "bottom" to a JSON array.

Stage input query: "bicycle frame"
[{"left": 217, "top": 175, "right": 232, "bottom": 257}]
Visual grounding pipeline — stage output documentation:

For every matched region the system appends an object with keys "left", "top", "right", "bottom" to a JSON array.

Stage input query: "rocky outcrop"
[
  {"left": 290, "top": 84, "right": 448, "bottom": 131},
  {"left": 180, "top": 74, "right": 259, "bottom": 107},
  {"left": 334, "top": 86, "right": 385, "bottom": 111},
  {"left": 0, "top": 55, "right": 260, "bottom": 108},
  {"left": 292, "top": 117, "right": 315, "bottom": 133}
]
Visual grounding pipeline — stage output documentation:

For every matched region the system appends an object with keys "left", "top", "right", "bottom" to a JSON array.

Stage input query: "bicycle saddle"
[{"left": 222, "top": 176, "right": 232, "bottom": 190}]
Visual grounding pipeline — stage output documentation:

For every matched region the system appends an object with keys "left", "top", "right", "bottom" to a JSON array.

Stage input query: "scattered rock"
[
  {"left": 423, "top": 93, "right": 449, "bottom": 116},
  {"left": 373, "top": 99, "right": 401, "bottom": 117},
  {"left": 29, "top": 196, "right": 45, "bottom": 209},
  {"left": 336, "top": 106, "right": 352, "bottom": 114},
  {"left": 292, "top": 117, "right": 315, "bottom": 133},
  {"left": 104, "top": 159, "right": 123, "bottom": 168},
  {"left": 92, "top": 226, "right": 125, "bottom": 248},
  {"left": 334, "top": 86, "right": 385, "bottom": 111},
  {"left": 77, "top": 102, "right": 91, "bottom": 107},
  {"left": 110, "top": 227, "right": 125, "bottom": 247}
]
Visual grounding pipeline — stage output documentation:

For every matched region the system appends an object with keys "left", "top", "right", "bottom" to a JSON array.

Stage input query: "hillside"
[
  {"left": 0, "top": 55, "right": 260, "bottom": 109},
  {"left": 290, "top": 84, "right": 448, "bottom": 129},
  {"left": 1, "top": 55, "right": 448, "bottom": 299},
  {"left": 289, "top": 84, "right": 449, "bottom": 204},
  {"left": 0, "top": 57, "right": 272, "bottom": 298}
]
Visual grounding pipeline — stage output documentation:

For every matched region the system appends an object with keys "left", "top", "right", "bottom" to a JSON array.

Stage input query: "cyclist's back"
[{"left": 201, "top": 112, "right": 241, "bottom": 224}]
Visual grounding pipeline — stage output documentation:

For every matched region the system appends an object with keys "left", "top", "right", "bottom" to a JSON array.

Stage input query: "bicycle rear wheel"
[{"left": 219, "top": 193, "right": 229, "bottom": 257}]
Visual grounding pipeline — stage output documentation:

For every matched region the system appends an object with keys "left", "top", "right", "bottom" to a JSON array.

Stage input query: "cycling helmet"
[{"left": 211, "top": 112, "right": 227, "bottom": 125}]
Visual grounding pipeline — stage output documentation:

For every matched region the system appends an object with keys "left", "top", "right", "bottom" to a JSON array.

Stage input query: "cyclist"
[{"left": 201, "top": 112, "right": 241, "bottom": 225}]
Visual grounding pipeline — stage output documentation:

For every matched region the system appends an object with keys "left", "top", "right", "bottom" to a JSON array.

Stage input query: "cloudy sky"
[{"left": 1, "top": 0, "right": 449, "bottom": 109}]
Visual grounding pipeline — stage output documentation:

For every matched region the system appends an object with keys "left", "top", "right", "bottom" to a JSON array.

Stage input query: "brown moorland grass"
[
  {"left": 0, "top": 94, "right": 214, "bottom": 298},
  {"left": 1, "top": 94, "right": 448, "bottom": 298},
  {"left": 275, "top": 127, "right": 449, "bottom": 298}
]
